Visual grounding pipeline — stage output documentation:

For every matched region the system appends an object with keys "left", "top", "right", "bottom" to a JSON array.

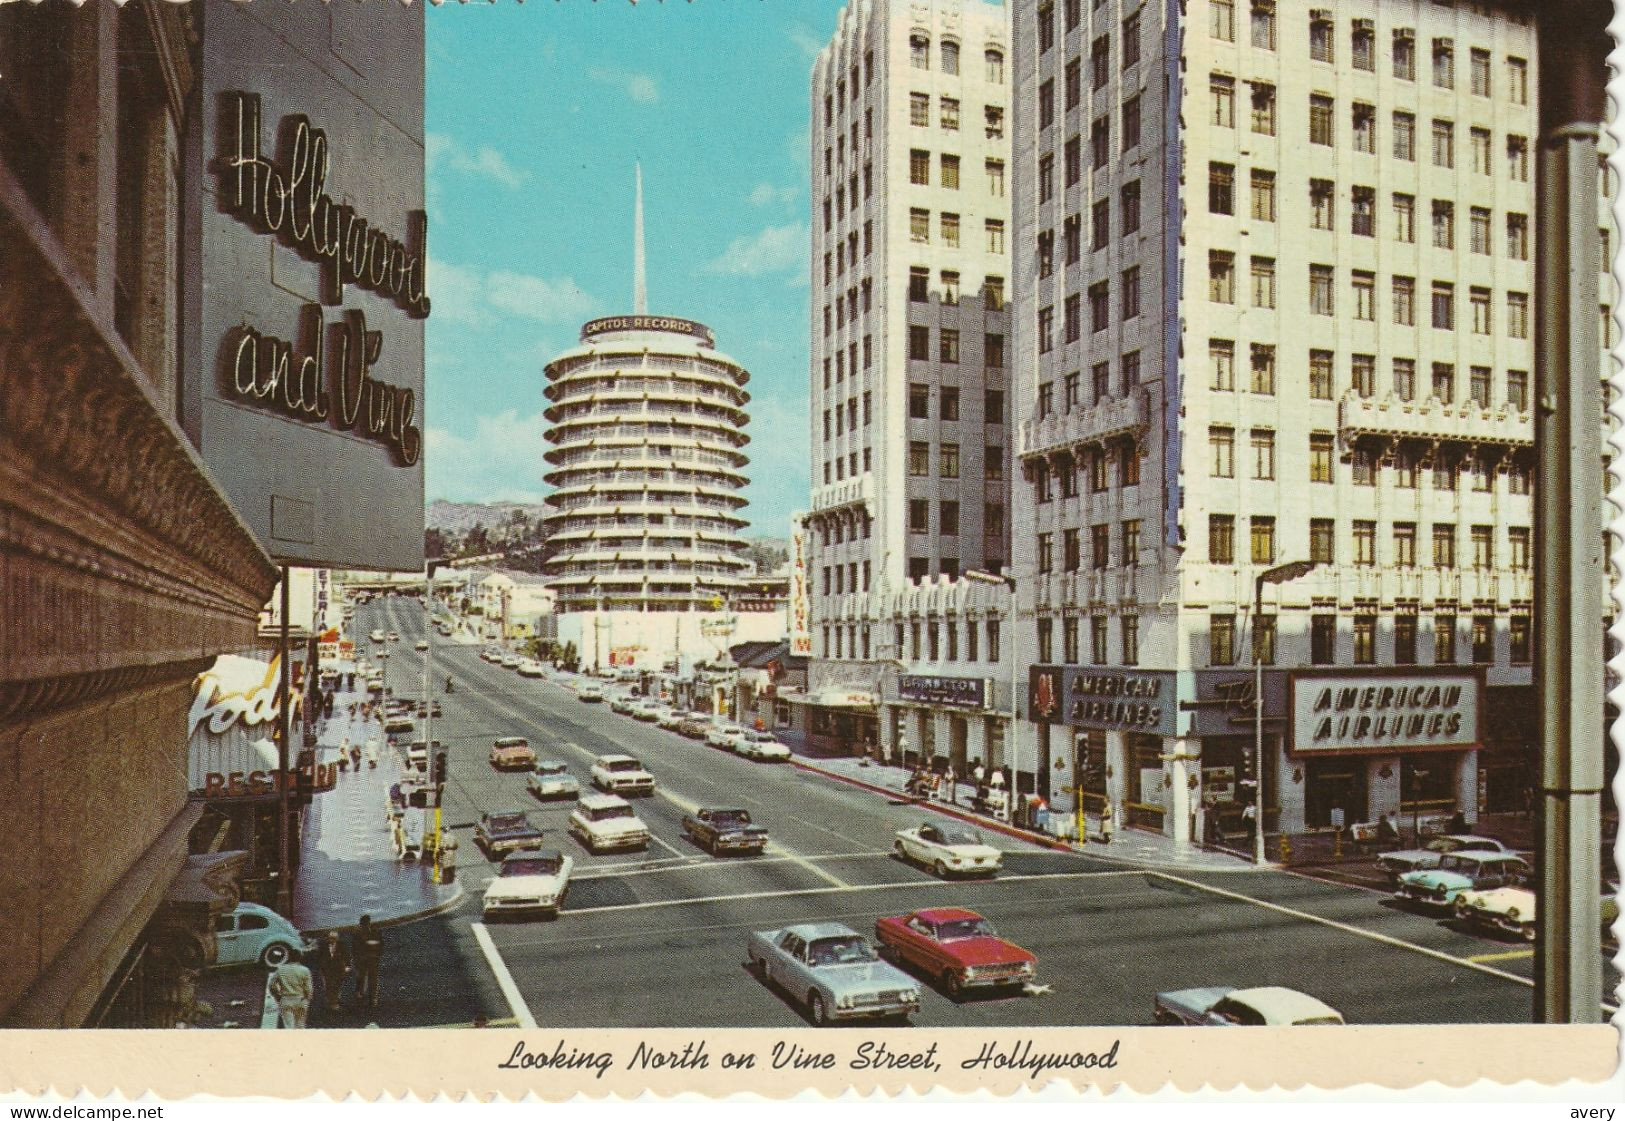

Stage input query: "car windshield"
[
  {"left": 487, "top": 814, "right": 527, "bottom": 831},
  {"left": 607, "top": 759, "right": 642, "bottom": 771},
  {"left": 536, "top": 764, "right": 567, "bottom": 776},
  {"left": 808, "top": 937, "right": 879, "bottom": 966},
  {"left": 501, "top": 855, "right": 561, "bottom": 877},
  {"left": 496, "top": 738, "right": 528, "bottom": 748},
  {"left": 750, "top": 733, "right": 776, "bottom": 742},
  {"left": 936, "top": 918, "right": 997, "bottom": 941},
  {"left": 712, "top": 811, "right": 750, "bottom": 827},
  {"left": 1426, "top": 838, "right": 1465, "bottom": 853},
  {"left": 589, "top": 805, "right": 635, "bottom": 821},
  {"left": 941, "top": 828, "right": 984, "bottom": 846}
]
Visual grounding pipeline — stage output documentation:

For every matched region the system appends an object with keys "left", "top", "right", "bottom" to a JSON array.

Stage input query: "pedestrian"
[
  {"left": 972, "top": 761, "right": 986, "bottom": 787},
  {"left": 943, "top": 765, "right": 957, "bottom": 805},
  {"left": 268, "top": 951, "right": 314, "bottom": 1029},
  {"left": 1446, "top": 809, "right": 1468, "bottom": 834},
  {"left": 350, "top": 742, "right": 361, "bottom": 771},
  {"left": 1241, "top": 801, "right": 1257, "bottom": 846},
  {"left": 353, "top": 914, "right": 383, "bottom": 1011},
  {"left": 1204, "top": 804, "right": 1223, "bottom": 849},
  {"left": 1376, "top": 812, "right": 1399, "bottom": 847},
  {"left": 318, "top": 931, "right": 352, "bottom": 1013},
  {"left": 1099, "top": 799, "right": 1115, "bottom": 845}
]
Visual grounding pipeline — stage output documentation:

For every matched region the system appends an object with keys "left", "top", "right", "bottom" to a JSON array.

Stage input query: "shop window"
[{"left": 1400, "top": 757, "right": 1454, "bottom": 815}]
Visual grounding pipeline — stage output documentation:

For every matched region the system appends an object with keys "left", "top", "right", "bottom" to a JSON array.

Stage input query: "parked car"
[
  {"left": 656, "top": 707, "right": 688, "bottom": 730},
  {"left": 415, "top": 700, "right": 443, "bottom": 718},
  {"left": 369, "top": 629, "right": 385, "bottom": 643},
  {"left": 475, "top": 809, "right": 546, "bottom": 859},
  {"left": 1454, "top": 885, "right": 1537, "bottom": 941},
  {"left": 677, "top": 715, "right": 712, "bottom": 738},
  {"left": 745, "top": 922, "right": 921, "bottom": 1026},
  {"left": 1395, "top": 851, "right": 1530, "bottom": 910},
  {"left": 1376, "top": 835, "right": 1517, "bottom": 881},
  {"left": 631, "top": 699, "right": 663, "bottom": 722},
  {"left": 481, "top": 648, "right": 501, "bottom": 662},
  {"left": 528, "top": 760, "right": 581, "bottom": 801},
  {"left": 569, "top": 793, "right": 650, "bottom": 853},
  {"left": 387, "top": 631, "right": 399, "bottom": 642},
  {"left": 873, "top": 907, "right": 1036, "bottom": 998},
  {"left": 212, "top": 902, "right": 313, "bottom": 968},
  {"left": 682, "top": 807, "right": 768, "bottom": 855},
  {"left": 894, "top": 821, "right": 1003, "bottom": 878},
  {"left": 576, "top": 682, "right": 605, "bottom": 702},
  {"left": 489, "top": 736, "right": 536, "bottom": 770},
  {"left": 500, "top": 653, "right": 522, "bottom": 669},
  {"left": 706, "top": 722, "right": 746, "bottom": 750},
  {"left": 517, "top": 659, "right": 545, "bottom": 678},
  {"left": 734, "top": 729, "right": 791, "bottom": 762},
  {"left": 406, "top": 738, "right": 441, "bottom": 774},
  {"left": 608, "top": 692, "right": 639, "bottom": 715},
  {"left": 591, "top": 753, "right": 655, "bottom": 796},
  {"left": 383, "top": 714, "right": 415, "bottom": 735},
  {"left": 414, "top": 640, "right": 429, "bottom": 651},
  {"left": 1154, "top": 985, "right": 1345, "bottom": 1026},
  {"left": 482, "top": 849, "right": 573, "bottom": 920}
]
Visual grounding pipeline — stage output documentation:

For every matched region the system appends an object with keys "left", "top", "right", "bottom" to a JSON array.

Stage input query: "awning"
[{"left": 778, "top": 686, "right": 876, "bottom": 709}]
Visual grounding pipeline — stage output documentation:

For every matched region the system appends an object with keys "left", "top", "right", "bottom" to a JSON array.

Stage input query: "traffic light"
[{"left": 433, "top": 750, "right": 448, "bottom": 794}]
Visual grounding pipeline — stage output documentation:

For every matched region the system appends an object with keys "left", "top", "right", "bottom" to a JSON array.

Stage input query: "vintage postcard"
[{"left": 0, "top": 0, "right": 1619, "bottom": 1105}]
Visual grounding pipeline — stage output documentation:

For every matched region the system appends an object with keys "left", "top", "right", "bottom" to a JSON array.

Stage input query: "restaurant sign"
[
  {"left": 897, "top": 675, "right": 990, "bottom": 710},
  {"left": 1028, "top": 666, "right": 1177, "bottom": 735},
  {"left": 788, "top": 513, "right": 812, "bottom": 657},
  {"left": 1288, "top": 670, "right": 1482, "bottom": 755},
  {"left": 188, "top": 654, "right": 336, "bottom": 801}
]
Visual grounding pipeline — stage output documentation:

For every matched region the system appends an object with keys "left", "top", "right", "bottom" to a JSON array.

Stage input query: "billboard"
[
  {"left": 1288, "top": 670, "right": 1483, "bottom": 756},
  {"left": 185, "top": 0, "right": 426, "bottom": 571},
  {"left": 788, "top": 513, "right": 812, "bottom": 657}
]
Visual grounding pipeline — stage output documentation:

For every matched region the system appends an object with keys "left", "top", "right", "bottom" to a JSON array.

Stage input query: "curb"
[
  {"left": 298, "top": 879, "right": 466, "bottom": 936},
  {"left": 788, "top": 757, "right": 1075, "bottom": 853}
]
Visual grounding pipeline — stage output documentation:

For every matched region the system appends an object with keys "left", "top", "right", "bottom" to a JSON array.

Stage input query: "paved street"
[{"left": 336, "top": 598, "right": 1614, "bottom": 1030}]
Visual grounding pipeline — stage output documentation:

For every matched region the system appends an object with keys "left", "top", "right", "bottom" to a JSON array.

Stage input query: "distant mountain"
[{"left": 426, "top": 500, "right": 550, "bottom": 535}]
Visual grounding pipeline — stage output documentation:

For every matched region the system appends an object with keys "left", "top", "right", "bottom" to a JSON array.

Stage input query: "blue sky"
[{"left": 424, "top": 3, "right": 842, "bottom": 538}]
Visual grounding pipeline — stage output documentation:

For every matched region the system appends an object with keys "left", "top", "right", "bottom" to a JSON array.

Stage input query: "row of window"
[
  {"left": 908, "top": 34, "right": 1003, "bottom": 82},
  {"left": 821, "top": 392, "right": 872, "bottom": 439},
  {"left": 909, "top": 93, "right": 1008, "bottom": 140},
  {"left": 1191, "top": 611, "right": 1531, "bottom": 670},
  {"left": 817, "top": 332, "right": 871, "bottom": 385},
  {"left": 907, "top": 498, "right": 1005, "bottom": 539},
  {"left": 1034, "top": 613, "right": 1144, "bottom": 667},
  {"left": 821, "top": 560, "right": 873, "bottom": 597},
  {"left": 1206, "top": 514, "right": 1531, "bottom": 572},
  {"left": 1207, "top": 256, "right": 1532, "bottom": 337},
  {"left": 821, "top": 447, "right": 872, "bottom": 486},
  {"left": 908, "top": 384, "right": 1006, "bottom": 424},
  {"left": 905, "top": 325, "right": 1007, "bottom": 366},
  {"left": 1035, "top": 519, "right": 1144, "bottom": 574},
  {"left": 1037, "top": 269, "right": 1143, "bottom": 347},
  {"left": 1031, "top": 438, "right": 1142, "bottom": 499},
  {"left": 1203, "top": 427, "right": 1533, "bottom": 493},
  {"left": 908, "top": 148, "right": 1007, "bottom": 195},
  {"left": 820, "top": 616, "right": 1005, "bottom": 665},
  {"left": 906, "top": 208, "right": 1005, "bottom": 252},
  {"left": 1206, "top": 343, "right": 1530, "bottom": 411},
  {"left": 820, "top": 222, "right": 873, "bottom": 283},
  {"left": 819, "top": 161, "right": 872, "bottom": 231},
  {"left": 1034, "top": 355, "right": 1140, "bottom": 418},
  {"left": 907, "top": 267, "right": 1007, "bottom": 311}
]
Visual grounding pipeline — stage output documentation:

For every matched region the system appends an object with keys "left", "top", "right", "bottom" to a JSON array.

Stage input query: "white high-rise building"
[
  {"left": 797, "top": 0, "right": 1025, "bottom": 781},
  {"left": 1009, "top": 0, "right": 1612, "bottom": 845},
  {"left": 541, "top": 173, "right": 778, "bottom": 671}
]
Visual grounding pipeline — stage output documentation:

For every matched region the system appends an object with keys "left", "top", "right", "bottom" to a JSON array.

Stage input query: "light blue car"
[
  {"left": 746, "top": 922, "right": 921, "bottom": 1026},
  {"left": 1394, "top": 852, "right": 1529, "bottom": 911},
  {"left": 212, "top": 902, "right": 314, "bottom": 968}
]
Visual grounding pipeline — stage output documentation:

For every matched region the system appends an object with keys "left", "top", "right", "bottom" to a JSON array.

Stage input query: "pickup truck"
[
  {"left": 475, "top": 810, "right": 546, "bottom": 859},
  {"left": 682, "top": 807, "right": 769, "bottom": 855}
]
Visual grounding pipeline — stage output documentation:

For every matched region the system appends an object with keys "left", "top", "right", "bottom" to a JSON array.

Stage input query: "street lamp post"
[
  {"left": 965, "top": 569, "right": 1018, "bottom": 810},
  {"left": 1251, "top": 559, "right": 1321, "bottom": 865}
]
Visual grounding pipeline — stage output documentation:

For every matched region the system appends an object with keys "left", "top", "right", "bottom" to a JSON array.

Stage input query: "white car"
[
  {"left": 893, "top": 821, "right": 1003, "bottom": 878},
  {"left": 370, "top": 630, "right": 385, "bottom": 642},
  {"left": 706, "top": 722, "right": 746, "bottom": 750},
  {"left": 569, "top": 794, "right": 650, "bottom": 853},
  {"left": 1154, "top": 985, "right": 1345, "bottom": 1026},
  {"left": 517, "top": 659, "right": 545, "bottom": 677},
  {"left": 656, "top": 707, "right": 687, "bottom": 730},
  {"left": 576, "top": 682, "right": 604, "bottom": 702},
  {"left": 591, "top": 753, "right": 655, "bottom": 796},
  {"left": 414, "top": 639, "right": 429, "bottom": 651},
  {"left": 527, "top": 760, "right": 581, "bottom": 801},
  {"left": 500, "top": 653, "right": 522, "bottom": 669},
  {"left": 482, "top": 849, "right": 573, "bottom": 920},
  {"left": 631, "top": 699, "right": 663, "bottom": 722},
  {"left": 608, "top": 692, "right": 638, "bottom": 715},
  {"left": 734, "top": 730, "right": 791, "bottom": 761},
  {"left": 1455, "top": 885, "right": 1538, "bottom": 941}
]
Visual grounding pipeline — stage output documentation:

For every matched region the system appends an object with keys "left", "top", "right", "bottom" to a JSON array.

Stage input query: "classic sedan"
[
  {"left": 734, "top": 730, "right": 791, "bottom": 761},
  {"left": 1395, "top": 851, "right": 1530, "bottom": 910},
  {"left": 576, "top": 683, "right": 604, "bottom": 702},
  {"left": 746, "top": 922, "right": 921, "bottom": 1026},
  {"left": 591, "top": 753, "right": 655, "bottom": 796},
  {"left": 631, "top": 700, "right": 663, "bottom": 722},
  {"left": 1376, "top": 835, "right": 1516, "bottom": 881},
  {"left": 414, "top": 640, "right": 429, "bottom": 651},
  {"left": 482, "top": 849, "right": 573, "bottom": 920},
  {"left": 1454, "top": 885, "right": 1537, "bottom": 941},
  {"left": 656, "top": 707, "right": 688, "bottom": 730},
  {"left": 213, "top": 902, "right": 313, "bottom": 968},
  {"left": 1154, "top": 985, "right": 1345, "bottom": 1026},
  {"left": 894, "top": 821, "right": 1003, "bottom": 878},
  {"left": 569, "top": 794, "right": 650, "bottom": 853},
  {"left": 706, "top": 722, "right": 746, "bottom": 750},
  {"left": 682, "top": 807, "right": 768, "bottom": 855},
  {"left": 873, "top": 907, "right": 1036, "bottom": 998},
  {"left": 677, "top": 715, "right": 713, "bottom": 738},
  {"left": 489, "top": 736, "right": 537, "bottom": 771},
  {"left": 475, "top": 810, "right": 546, "bottom": 859},
  {"left": 527, "top": 760, "right": 581, "bottom": 801}
]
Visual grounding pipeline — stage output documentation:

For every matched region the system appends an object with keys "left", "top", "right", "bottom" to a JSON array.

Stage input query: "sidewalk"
[
  {"left": 291, "top": 694, "right": 462, "bottom": 936},
  {"left": 789, "top": 751, "right": 1252, "bottom": 872}
]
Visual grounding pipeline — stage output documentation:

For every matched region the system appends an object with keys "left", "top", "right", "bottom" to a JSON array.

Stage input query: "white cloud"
[
  {"left": 788, "top": 25, "right": 825, "bottom": 61},
  {"left": 702, "top": 222, "right": 808, "bottom": 277},
  {"left": 587, "top": 66, "right": 660, "bottom": 104},
  {"left": 426, "top": 133, "right": 528, "bottom": 190},
  {"left": 487, "top": 270, "right": 599, "bottom": 324},
  {"left": 425, "top": 411, "right": 552, "bottom": 504},
  {"left": 748, "top": 183, "right": 798, "bottom": 207},
  {"left": 428, "top": 257, "right": 600, "bottom": 327}
]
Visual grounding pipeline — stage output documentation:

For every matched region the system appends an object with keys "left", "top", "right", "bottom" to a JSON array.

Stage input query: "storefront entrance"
[{"left": 1303, "top": 757, "right": 1369, "bottom": 828}]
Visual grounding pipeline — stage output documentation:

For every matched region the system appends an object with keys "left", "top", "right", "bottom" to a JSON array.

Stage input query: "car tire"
[
  {"left": 748, "top": 955, "right": 766, "bottom": 981},
  {"left": 893, "top": 840, "right": 907, "bottom": 861},
  {"left": 933, "top": 860, "right": 950, "bottom": 879},
  {"left": 1520, "top": 923, "right": 1536, "bottom": 943},
  {"left": 943, "top": 969, "right": 963, "bottom": 1000},
  {"left": 260, "top": 942, "right": 292, "bottom": 968},
  {"left": 808, "top": 992, "right": 829, "bottom": 1027},
  {"left": 1453, "top": 900, "right": 1472, "bottom": 922}
]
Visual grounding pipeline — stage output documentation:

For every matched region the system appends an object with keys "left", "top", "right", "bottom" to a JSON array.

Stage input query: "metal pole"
[
  {"left": 276, "top": 565, "right": 293, "bottom": 915},
  {"left": 424, "top": 567, "right": 439, "bottom": 880},
  {"left": 1253, "top": 576, "right": 1266, "bottom": 866},
  {"left": 1533, "top": 0, "right": 1608, "bottom": 1024},
  {"left": 1008, "top": 583, "right": 1019, "bottom": 804}
]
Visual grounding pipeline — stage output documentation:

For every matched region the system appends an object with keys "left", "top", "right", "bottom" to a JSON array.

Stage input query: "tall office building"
[
  {"left": 796, "top": 0, "right": 1023, "bottom": 777},
  {"left": 1010, "top": 0, "right": 1612, "bottom": 844}
]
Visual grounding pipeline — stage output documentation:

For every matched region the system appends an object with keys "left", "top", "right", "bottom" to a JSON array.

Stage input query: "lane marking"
[
  {"left": 561, "top": 868, "right": 1147, "bottom": 917},
  {"left": 1468, "top": 947, "right": 1535, "bottom": 963},
  {"left": 1147, "top": 871, "right": 1534, "bottom": 987},
  {"left": 470, "top": 921, "right": 537, "bottom": 1028},
  {"left": 647, "top": 832, "right": 687, "bottom": 859},
  {"left": 762, "top": 842, "right": 852, "bottom": 889}
]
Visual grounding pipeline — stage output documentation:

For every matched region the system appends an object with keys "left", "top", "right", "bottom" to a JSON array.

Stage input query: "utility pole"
[{"left": 1533, "top": 0, "right": 1609, "bottom": 1024}]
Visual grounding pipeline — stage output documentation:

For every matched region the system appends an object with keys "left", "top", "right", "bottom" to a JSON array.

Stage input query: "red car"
[{"left": 873, "top": 907, "right": 1036, "bottom": 999}]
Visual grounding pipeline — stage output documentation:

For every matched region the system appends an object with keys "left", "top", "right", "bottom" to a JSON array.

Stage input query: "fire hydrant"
[
  {"left": 437, "top": 832, "right": 458, "bottom": 885},
  {"left": 1277, "top": 834, "right": 1293, "bottom": 863}
]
